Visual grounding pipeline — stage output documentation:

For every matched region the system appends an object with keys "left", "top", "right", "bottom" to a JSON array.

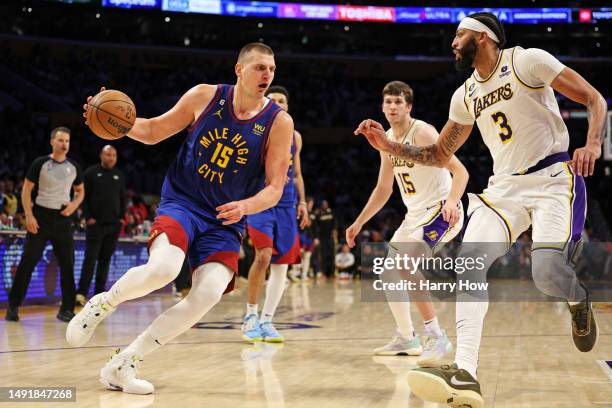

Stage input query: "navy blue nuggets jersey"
[
  {"left": 160, "top": 84, "right": 283, "bottom": 235},
  {"left": 277, "top": 132, "right": 297, "bottom": 207}
]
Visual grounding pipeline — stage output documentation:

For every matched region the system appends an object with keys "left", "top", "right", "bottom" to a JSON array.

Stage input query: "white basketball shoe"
[
  {"left": 99, "top": 349, "right": 154, "bottom": 395},
  {"left": 66, "top": 292, "right": 115, "bottom": 347}
]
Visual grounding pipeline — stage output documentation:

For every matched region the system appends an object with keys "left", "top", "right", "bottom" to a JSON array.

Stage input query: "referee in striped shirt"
[{"left": 5, "top": 127, "right": 84, "bottom": 322}]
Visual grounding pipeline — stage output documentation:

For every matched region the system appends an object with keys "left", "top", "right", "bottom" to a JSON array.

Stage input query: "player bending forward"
[{"left": 66, "top": 43, "right": 293, "bottom": 394}]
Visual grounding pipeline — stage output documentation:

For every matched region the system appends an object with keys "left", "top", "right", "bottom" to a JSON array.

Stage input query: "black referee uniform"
[
  {"left": 77, "top": 163, "right": 126, "bottom": 298},
  {"left": 6, "top": 155, "right": 83, "bottom": 322},
  {"left": 316, "top": 203, "right": 338, "bottom": 278}
]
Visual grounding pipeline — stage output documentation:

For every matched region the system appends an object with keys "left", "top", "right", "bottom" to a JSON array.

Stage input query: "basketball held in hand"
[{"left": 86, "top": 90, "right": 136, "bottom": 140}]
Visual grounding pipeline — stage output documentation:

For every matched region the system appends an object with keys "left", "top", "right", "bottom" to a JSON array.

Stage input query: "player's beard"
[{"left": 454, "top": 37, "right": 477, "bottom": 71}]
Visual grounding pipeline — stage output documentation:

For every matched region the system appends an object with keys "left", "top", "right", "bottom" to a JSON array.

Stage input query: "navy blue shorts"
[
  {"left": 149, "top": 200, "right": 241, "bottom": 293},
  {"left": 246, "top": 206, "right": 300, "bottom": 264}
]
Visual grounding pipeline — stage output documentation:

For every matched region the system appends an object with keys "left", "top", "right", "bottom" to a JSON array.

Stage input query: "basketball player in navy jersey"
[
  {"left": 242, "top": 85, "right": 308, "bottom": 343},
  {"left": 66, "top": 43, "right": 294, "bottom": 394}
]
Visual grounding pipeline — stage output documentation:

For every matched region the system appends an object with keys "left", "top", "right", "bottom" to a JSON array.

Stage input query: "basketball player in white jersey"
[
  {"left": 355, "top": 12, "right": 606, "bottom": 408},
  {"left": 347, "top": 81, "right": 469, "bottom": 366}
]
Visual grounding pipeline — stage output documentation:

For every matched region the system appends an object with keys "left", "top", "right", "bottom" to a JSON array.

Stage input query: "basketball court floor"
[{"left": 1, "top": 280, "right": 611, "bottom": 407}]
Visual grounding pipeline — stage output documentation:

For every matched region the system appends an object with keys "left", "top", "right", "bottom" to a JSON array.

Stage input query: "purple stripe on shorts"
[
  {"left": 513, "top": 152, "right": 570, "bottom": 175},
  {"left": 422, "top": 213, "right": 450, "bottom": 249},
  {"left": 571, "top": 171, "right": 587, "bottom": 243}
]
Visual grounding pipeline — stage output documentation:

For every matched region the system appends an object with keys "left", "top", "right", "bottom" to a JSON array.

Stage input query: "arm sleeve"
[
  {"left": 449, "top": 86, "right": 475, "bottom": 125},
  {"left": 25, "top": 157, "right": 45, "bottom": 184},
  {"left": 514, "top": 47, "right": 566, "bottom": 87}
]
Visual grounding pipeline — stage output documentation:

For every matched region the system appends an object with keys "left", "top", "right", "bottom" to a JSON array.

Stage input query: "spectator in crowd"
[
  {"left": 0, "top": 181, "right": 5, "bottom": 214},
  {"left": 335, "top": 243, "right": 356, "bottom": 281},
  {"left": 3, "top": 179, "right": 19, "bottom": 218},
  {"left": 76, "top": 145, "right": 126, "bottom": 306},
  {"left": 127, "top": 195, "right": 149, "bottom": 226},
  {"left": 316, "top": 200, "right": 337, "bottom": 280},
  {"left": 5, "top": 127, "right": 83, "bottom": 323},
  {"left": 123, "top": 213, "right": 138, "bottom": 236}
]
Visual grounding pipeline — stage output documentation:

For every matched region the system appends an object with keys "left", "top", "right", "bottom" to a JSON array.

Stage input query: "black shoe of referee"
[
  {"left": 57, "top": 310, "right": 76, "bottom": 323},
  {"left": 5, "top": 306, "right": 19, "bottom": 322}
]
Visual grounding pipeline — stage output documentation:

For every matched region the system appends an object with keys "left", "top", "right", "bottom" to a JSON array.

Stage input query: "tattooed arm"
[
  {"left": 355, "top": 118, "right": 473, "bottom": 167},
  {"left": 551, "top": 67, "right": 607, "bottom": 177}
]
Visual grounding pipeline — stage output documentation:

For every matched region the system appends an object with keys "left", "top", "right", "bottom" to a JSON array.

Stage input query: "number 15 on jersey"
[{"left": 399, "top": 173, "right": 416, "bottom": 195}]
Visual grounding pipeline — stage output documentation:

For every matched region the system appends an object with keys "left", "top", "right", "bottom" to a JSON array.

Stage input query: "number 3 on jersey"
[
  {"left": 491, "top": 111, "right": 513, "bottom": 144},
  {"left": 399, "top": 173, "right": 416, "bottom": 195}
]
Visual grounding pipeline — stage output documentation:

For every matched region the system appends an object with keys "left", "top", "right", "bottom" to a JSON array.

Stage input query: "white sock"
[
  {"left": 452, "top": 208, "right": 507, "bottom": 380},
  {"left": 246, "top": 303, "right": 258, "bottom": 317},
  {"left": 568, "top": 301, "right": 581, "bottom": 306},
  {"left": 119, "top": 262, "right": 233, "bottom": 358},
  {"left": 455, "top": 301, "right": 488, "bottom": 379},
  {"left": 424, "top": 316, "right": 443, "bottom": 336},
  {"left": 106, "top": 234, "right": 185, "bottom": 307},
  {"left": 120, "top": 330, "right": 160, "bottom": 358},
  {"left": 301, "top": 252, "right": 311, "bottom": 280},
  {"left": 261, "top": 264, "right": 288, "bottom": 323},
  {"left": 387, "top": 302, "right": 415, "bottom": 339}
]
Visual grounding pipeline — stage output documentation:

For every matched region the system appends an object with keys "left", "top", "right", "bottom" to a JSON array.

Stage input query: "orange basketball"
[{"left": 86, "top": 90, "right": 136, "bottom": 140}]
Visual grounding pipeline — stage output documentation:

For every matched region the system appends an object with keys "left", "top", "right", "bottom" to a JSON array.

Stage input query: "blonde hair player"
[
  {"left": 356, "top": 12, "right": 607, "bottom": 408},
  {"left": 347, "top": 81, "right": 468, "bottom": 365}
]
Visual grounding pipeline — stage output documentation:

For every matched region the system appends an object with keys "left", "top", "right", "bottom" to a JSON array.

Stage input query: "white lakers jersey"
[
  {"left": 386, "top": 120, "right": 452, "bottom": 212},
  {"left": 449, "top": 46, "right": 568, "bottom": 176}
]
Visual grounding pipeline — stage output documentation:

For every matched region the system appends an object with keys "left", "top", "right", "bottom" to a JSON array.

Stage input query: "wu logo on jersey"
[
  {"left": 426, "top": 231, "right": 439, "bottom": 241},
  {"left": 252, "top": 123, "right": 266, "bottom": 136}
]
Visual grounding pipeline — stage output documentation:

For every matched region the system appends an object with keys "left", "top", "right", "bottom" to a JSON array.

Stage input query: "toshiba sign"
[{"left": 337, "top": 6, "right": 395, "bottom": 22}]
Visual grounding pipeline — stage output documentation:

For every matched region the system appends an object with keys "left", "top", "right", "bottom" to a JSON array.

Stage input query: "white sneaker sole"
[
  {"left": 99, "top": 373, "right": 155, "bottom": 395},
  {"left": 99, "top": 377, "right": 154, "bottom": 395},
  {"left": 406, "top": 371, "right": 483, "bottom": 408},
  {"left": 242, "top": 334, "right": 263, "bottom": 343},
  {"left": 99, "top": 377, "right": 122, "bottom": 391}
]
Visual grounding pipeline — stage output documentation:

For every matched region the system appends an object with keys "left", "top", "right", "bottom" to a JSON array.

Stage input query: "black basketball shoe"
[
  {"left": 407, "top": 363, "right": 483, "bottom": 408},
  {"left": 569, "top": 282, "right": 598, "bottom": 352},
  {"left": 5, "top": 306, "right": 19, "bottom": 322}
]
